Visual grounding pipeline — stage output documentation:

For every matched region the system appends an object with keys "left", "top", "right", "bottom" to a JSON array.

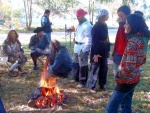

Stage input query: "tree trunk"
[{"left": 23, "top": 0, "right": 32, "bottom": 30}]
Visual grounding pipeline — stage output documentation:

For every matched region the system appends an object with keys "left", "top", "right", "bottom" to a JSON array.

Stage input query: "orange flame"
[{"left": 34, "top": 70, "right": 64, "bottom": 108}]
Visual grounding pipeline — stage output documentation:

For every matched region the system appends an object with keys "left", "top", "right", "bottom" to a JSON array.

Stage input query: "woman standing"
[
  {"left": 112, "top": 5, "right": 131, "bottom": 77},
  {"left": 106, "top": 14, "right": 150, "bottom": 113},
  {"left": 87, "top": 9, "right": 110, "bottom": 93},
  {"left": 2, "top": 30, "right": 27, "bottom": 77}
]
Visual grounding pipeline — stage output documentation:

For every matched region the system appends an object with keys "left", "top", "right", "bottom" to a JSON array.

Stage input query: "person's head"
[
  {"left": 7, "top": 30, "right": 18, "bottom": 42},
  {"left": 76, "top": 8, "right": 87, "bottom": 22},
  {"left": 34, "top": 27, "right": 44, "bottom": 37},
  {"left": 117, "top": 5, "right": 131, "bottom": 22},
  {"left": 97, "top": 9, "right": 109, "bottom": 23},
  {"left": 134, "top": 11, "right": 143, "bottom": 16},
  {"left": 44, "top": 9, "right": 50, "bottom": 17},
  {"left": 49, "top": 40, "right": 61, "bottom": 59},
  {"left": 124, "top": 14, "right": 148, "bottom": 35}
]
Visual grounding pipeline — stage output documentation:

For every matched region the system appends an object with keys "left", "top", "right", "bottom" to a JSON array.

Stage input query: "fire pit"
[{"left": 28, "top": 71, "right": 66, "bottom": 109}]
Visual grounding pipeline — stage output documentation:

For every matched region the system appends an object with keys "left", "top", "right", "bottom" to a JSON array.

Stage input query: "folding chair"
[{"left": 37, "top": 55, "right": 46, "bottom": 65}]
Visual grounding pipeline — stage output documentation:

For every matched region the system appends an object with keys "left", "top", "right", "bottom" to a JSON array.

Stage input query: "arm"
[
  {"left": 117, "top": 40, "right": 138, "bottom": 77},
  {"left": 82, "top": 25, "right": 92, "bottom": 53},
  {"left": 41, "top": 16, "right": 50, "bottom": 27},
  {"left": 2, "top": 40, "right": 14, "bottom": 56},
  {"left": 28, "top": 36, "right": 37, "bottom": 50},
  {"left": 48, "top": 53, "right": 64, "bottom": 72},
  {"left": 17, "top": 40, "right": 24, "bottom": 53},
  {"left": 91, "top": 27, "right": 100, "bottom": 55}
]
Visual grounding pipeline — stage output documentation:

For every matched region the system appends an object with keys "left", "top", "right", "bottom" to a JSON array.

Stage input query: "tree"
[
  {"left": 89, "top": 0, "right": 113, "bottom": 24},
  {"left": 23, "top": 0, "right": 32, "bottom": 30},
  {"left": 35, "top": 0, "right": 78, "bottom": 15}
]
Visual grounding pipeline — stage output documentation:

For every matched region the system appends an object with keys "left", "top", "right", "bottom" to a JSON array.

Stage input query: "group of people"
[
  {"left": 70, "top": 5, "right": 150, "bottom": 113},
  {"left": 1, "top": 5, "right": 150, "bottom": 112}
]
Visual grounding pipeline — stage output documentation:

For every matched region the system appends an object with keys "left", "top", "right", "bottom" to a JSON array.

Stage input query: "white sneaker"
[
  {"left": 90, "top": 89, "right": 96, "bottom": 93},
  {"left": 69, "top": 79, "right": 76, "bottom": 83},
  {"left": 76, "top": 84, "right": 85, "bottom": 88}
]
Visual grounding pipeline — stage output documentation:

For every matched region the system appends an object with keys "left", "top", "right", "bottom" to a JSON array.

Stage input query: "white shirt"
[{"left": 74, "top": 21, "right": 92, "bottom": 54}]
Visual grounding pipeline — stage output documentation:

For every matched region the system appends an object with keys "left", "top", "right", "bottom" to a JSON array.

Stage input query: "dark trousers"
[
  {"left": 72, "top": 63, "right": 88, "bottom": 85},
  {"left": 31, "top": 51, "right": 45, "bottom": 66},
  {"left": 53, "top": 68, "right": 71, "bottom": 78},
  {"left": 87, "top": 57, "right": 108, "bottom": 89},
  {"left": 72, "top": 52, "right": 89, "bottom": 85}
]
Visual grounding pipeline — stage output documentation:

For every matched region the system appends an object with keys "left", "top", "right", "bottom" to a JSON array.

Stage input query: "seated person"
[
  {"left": 29, "top": 27, "right": 49, "bottom": 70},
  {"left": 2, "top": 30, "right": 27, "bottom": 77},
  {"left": 46, "top": 40, "right": 73, "bottom": 78}
]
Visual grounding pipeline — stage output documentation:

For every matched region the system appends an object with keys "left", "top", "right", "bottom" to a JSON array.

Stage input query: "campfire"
[{"left": 28, "top": 71, "right": 65, "bottom": 109}]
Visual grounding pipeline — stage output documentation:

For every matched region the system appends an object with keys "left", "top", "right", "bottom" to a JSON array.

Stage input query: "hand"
[
  {"left": 36, "top": 48, "right": 42, "bottom": 53},
  {"left": 93, "top": 54, "right": 102, "bottom": 62}
]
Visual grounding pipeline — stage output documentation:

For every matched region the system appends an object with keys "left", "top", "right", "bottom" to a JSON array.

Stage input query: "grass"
[{"left": 0, "top": 41, "right": 150, "bottom": 113}]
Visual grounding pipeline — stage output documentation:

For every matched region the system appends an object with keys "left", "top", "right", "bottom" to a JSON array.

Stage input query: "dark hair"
[
  {"left": 44, "top": 9, "right": 50, "bottom": 14},
  {"left": 117, "top": 5, "right": 131, "bottom": 16},
  {"left": 127, "top": 14, "right": 150, "bottom": 37},
  {"left": 7, "top": 30, "right": 19, "bottom": 42},
  {"left": 134, "top": 11, "right": 143, "bottom": 16}
]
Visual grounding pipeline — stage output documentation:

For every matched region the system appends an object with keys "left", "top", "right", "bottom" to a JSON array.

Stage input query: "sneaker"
[
  {"left": 76, "top": 84, "right": 85, "bottom": 88},
  {"left": 69, "top": 79, "right": 76, "bottom": 83},
  {"left": 8, "top": 70, "right": 18, "bottom": 77},
  {"left": 90, "top": 89, "right": 96, "bottom": 93},
  {"left": 32, "top": 65, "right": 38, "bottom": 70}
]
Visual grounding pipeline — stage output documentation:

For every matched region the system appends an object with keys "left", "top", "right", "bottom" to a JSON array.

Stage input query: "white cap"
[{"left": 96, "top": 9, "right": 109, "bottom": 20}]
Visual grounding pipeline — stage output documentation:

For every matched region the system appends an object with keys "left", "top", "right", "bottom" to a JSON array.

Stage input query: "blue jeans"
[
  {"left": 106, "top": 88, "right": 134, "bottom": 113},
  {"left": 44, "top": 33, "right": 51, "bottom": 43},
  {"left": 0, "top": 99, "right": 6, "bottom": 113},
  {"left": 113, "top": 62, "right": 119, "bottom": 77}
]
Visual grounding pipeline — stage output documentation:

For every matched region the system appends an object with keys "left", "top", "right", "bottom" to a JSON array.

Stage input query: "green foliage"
[
  {"left": 13, "top": 9, "right": 22, "bottom": 18},
  {"left": 35, "top": 0, "right": 79, "bottom": 15}
]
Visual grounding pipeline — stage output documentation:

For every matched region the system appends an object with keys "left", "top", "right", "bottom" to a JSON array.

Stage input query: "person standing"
[
  {"left": 70, "top": 8, "right": 92, "bottom": 88},
  {"left": 41, "top": 9, "right": 52, "bottom": 43},
  {"left": 106, "top": 14, "right": 150, "bottom": 113},
  {"left": 87, "top": 9, "right": 110, "bottom": 93},
  {"left": 112, "top": 5, "right": 131, "bottom": 77},
  {"left": 29, "top": 27, "right": 49, "bottom": 70}
]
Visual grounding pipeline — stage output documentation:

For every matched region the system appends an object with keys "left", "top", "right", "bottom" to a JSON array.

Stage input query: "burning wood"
[{"left": 28, "top": 71, "right": 66, "bottom": 109}]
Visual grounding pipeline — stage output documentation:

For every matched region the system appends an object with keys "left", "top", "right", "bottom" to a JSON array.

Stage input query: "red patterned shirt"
[{"left": 115, "top": 36, "right": 147, "bottom": 84}]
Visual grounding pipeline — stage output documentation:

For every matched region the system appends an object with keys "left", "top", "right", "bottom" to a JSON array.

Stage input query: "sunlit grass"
[{"left": 0, "top": 41, "right": 150, "bottom": 112}]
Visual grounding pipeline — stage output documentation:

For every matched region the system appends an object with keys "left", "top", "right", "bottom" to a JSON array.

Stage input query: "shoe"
[
  {"left": 8, "top": 70, "right": 18, "bottom": 77},
  {"left": 28, "top": 99, "right": 36, "bottom": 108},
  {"left": 76, "top": 84, "right": 85, "bottom": 88},
  {"left": 69, "top": 79, "right": 76, "bottom": 83},
  {"left": 18, "top": 67, "right": 22, "bottom": 72},
  {"left": 90, "top": 89, "right": 96, "bottom": 93},
  {"left": 100, "top": 85, "right": 107, "bottom": 91},
  {"left": 32, "top": 65, "right": 38, "bottom": 70}
]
